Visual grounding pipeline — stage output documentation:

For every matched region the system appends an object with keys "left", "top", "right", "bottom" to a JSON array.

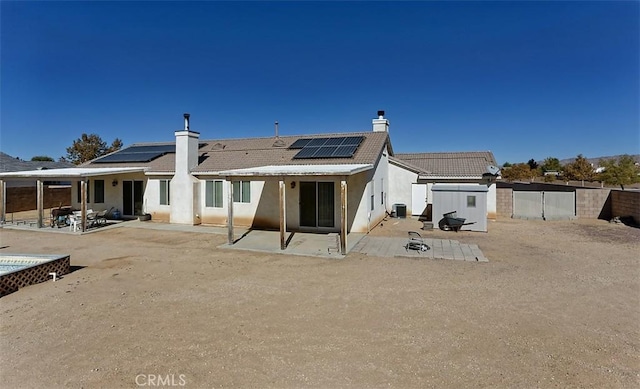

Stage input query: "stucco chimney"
[
  {"left": 372, "top": 110, "right": 389, "bottom": 132},
  {"left": 175, "top": 113, "right": 199, "bottom": 174},
  {"left": 171, "top": 113, "right": 200, "bottom": 225}
]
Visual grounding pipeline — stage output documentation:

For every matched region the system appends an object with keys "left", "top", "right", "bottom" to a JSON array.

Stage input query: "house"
[
  {"left": 46, "top": 112, "right": 392, "bottom": 253},
  {"left": 388, "top": 151, "right": 498, "bottom": 229},
  {"left": 0, "top": 111, "right": 498, "bottom": 248}
]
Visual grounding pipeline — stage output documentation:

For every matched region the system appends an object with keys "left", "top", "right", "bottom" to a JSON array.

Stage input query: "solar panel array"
[
  {"left": 290, "top": 136, "right": 365, "bottom": 159},
  {"left": 93, "top": 144, "right": 176, "bottom": 163}
]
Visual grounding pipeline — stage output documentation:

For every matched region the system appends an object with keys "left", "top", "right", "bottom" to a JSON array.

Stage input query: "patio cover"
[
  {"left": 213, "top": 163, "right": 373, "bottom": 177},
  {"left": 0, "top": 167, "right": 147, "bottom": 179},
  {"left": 215, "top": 164, "right": 374, "bottom": 255},
  {"left": 0, "top": 167, "right": 147, "bottom": 229}
]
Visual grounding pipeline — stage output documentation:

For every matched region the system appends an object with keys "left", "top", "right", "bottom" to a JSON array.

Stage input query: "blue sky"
[{"left": 1, "top": 1, "right": 638, "bottom": 165}]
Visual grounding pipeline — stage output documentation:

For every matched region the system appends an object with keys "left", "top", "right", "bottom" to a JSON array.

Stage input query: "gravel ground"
[{"left": 1, "top": 217, "right": 639, "bottom": 388}]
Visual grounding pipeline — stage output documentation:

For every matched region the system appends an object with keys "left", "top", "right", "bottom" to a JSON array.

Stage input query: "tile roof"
[
  {"left": 0, "top": 152, "right": 74, "bottom": 173},
  {"left": 393, "top": 151, "right": 497, "bottom": 178},
  {"left": 83, "top": 132, "right": 391, "bottom": 174}
]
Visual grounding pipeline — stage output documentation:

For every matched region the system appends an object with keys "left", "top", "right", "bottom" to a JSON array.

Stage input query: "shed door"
[
  {"left": 513, "top": 192, "right": 543, "bottom": 219},
  {"left": 543, "top": 192, "right": 575, "bottom": 220}
]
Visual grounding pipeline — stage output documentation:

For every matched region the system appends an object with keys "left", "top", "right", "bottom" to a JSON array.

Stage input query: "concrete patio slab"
[{"left": 351, "top": 235, "right": 488, "bottom": 262}]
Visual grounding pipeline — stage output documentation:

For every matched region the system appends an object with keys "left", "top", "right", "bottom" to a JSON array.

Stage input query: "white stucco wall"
[
  {"left": 487, "top": 183, "right": 497, "bottom": 219},
  {"left": 170, "top": 173, "right": 200, "bottom": 225},
  {"left": 145, "top": 176, "right": 172, "bottom": 222},
  {"left": 388, "top": 163, "right": 418, "bottom": 215},
  {"left": 71, "top": 173, "right": 146, "bottom": 216},
  {"left": 360, "top": 147, "right": 389, "bottom": 231},
  {"left": 194, "top": 165, "right": 383, "bottom": 234}
]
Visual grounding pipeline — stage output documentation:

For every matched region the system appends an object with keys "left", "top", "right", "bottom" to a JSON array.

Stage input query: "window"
[
  {"left": 233, "top": 181, "right": 251, "bottom": 203},
  {"left": 381, "top": 178, "right": 384, "bottom": 205},
  {"left": 94, "top": 180, "right": 105, "bottom": 203},
  {"left": 467, "top": 195, "right": 476, "bottom": 208},
  {"left": 370, "top": 180, "right": 375, "bottom": 211},
  {"left": 205, "top": 180, "right": 224, "bottom": 207},
  {"left": 160, "top": 180, "right": 170, "bottom": 205}
]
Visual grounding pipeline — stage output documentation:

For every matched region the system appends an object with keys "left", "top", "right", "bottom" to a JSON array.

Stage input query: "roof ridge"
[{"left": 198, "top": 130, "right": 375, "bottom": 143}]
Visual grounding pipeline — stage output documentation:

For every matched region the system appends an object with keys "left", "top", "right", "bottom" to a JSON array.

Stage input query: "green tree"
[
  {"left": 598, "top": 155, "right": 640, "bottom": 190},
  {"left": 563, "top": 154, "right": 596, "bottom": 183},
  {"left": 65, "top": 133, "right": 123, "bottom": 165},
  {"left": 502, "top": 162, "right": 512, "bottom": 168},
  {"left": 541, "top": 157, "right": 562, "bottom": 173},
  {"left": 501, "top": 163, "right": 536, "bottom": 181},
  {"left": 527, "top": 158, "right": 539, "bottom": 171},
  {"left": 31, "top": 155, "right": 54, "bottom": 162}
]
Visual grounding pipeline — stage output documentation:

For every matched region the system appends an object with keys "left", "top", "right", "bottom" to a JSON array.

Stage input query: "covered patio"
[
  {"left": 0, "top": 167, "right": 147, "bottom": 232},
  {"left": 218, "top": 164, "right": 373, "bottom": 255}
]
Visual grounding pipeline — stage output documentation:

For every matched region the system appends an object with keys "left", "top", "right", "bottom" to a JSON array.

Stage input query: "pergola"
[
  {"left": 0, "top": 167, "right": 146, "bottom": 231},
  {"left": 216, "top": 164, "right": 372, "bottom": 255}
]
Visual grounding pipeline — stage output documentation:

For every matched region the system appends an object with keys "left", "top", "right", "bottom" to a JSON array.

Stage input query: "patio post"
[
  {"left": 279, "top": 178, "right": 286, "bottom": 250},
  {"left": 227, "top": 177, "right": 234, "bottom": 244},
  {"left": 340, "top": 178, "right": 347, "bottom": 255},
  {"left": 0, "top": 179, "right": 5, "bottom": 223},
  {"left": 81, "top": 179, "right": 87, "bottom": 232},
  {"left": 37, "top": 179, "right": 44, "bottom": 228}
]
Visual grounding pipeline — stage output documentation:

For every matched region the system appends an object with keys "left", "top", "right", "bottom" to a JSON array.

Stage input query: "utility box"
[
  {"left": 432, "top": 184, "right": 488, "bottom": 232},
  {"left": 393, "top": 203, "right": 407, "bottom": 218}
]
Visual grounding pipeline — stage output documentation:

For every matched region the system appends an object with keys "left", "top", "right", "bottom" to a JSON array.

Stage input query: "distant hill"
[{"left": 536, "top": 154, "right": 640, "bottom": 167}]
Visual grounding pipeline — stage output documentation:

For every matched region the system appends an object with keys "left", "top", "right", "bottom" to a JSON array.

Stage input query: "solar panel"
[
  {"left": 312, "top": 147, "right": 337, "bottom": 158},
  {"left": 307, "top": 138, "right": 329, "bottom": 147},
  {"left": 332, "top": 145, "right": 359, "bottom": 158},
  {"left": 289, "top": 138, "right": 313, "bottom": 149},
  {"left": 293, "top": 147, "right": 321, "bottom": 159},
  {"left": 341, "top": 136, "right": 364, "bottom": 146},
  {"left": 291, "top": 135, "right": 365, "bottom": 159},
  {"left": 94, "top": 151, "right": 167, "bottom": 163},
  {"left": 122, "top": 144, "right": 175, "bottom": 153},
  {"left": 323, "top": 137, "right": 344, "bottom": 146}
]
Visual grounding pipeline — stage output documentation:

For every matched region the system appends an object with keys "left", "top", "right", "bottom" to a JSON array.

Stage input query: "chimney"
[
  {"left": 372, "top": 110, "right": 389, "bottom": 132},
  {"left": 171, "top": 113, "right": 201, "bottom": 225},
  {"left": 175, "top": 113, "right": 199, "bottom": 174}
]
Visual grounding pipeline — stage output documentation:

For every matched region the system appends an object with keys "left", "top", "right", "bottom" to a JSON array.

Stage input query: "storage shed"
[{"left": 432, "top": 184, "right": 488, "bottom": 232}]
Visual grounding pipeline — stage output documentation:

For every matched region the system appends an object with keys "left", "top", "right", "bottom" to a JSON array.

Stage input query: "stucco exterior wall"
[
  {"left": 487, "top": 183, "right": 497, "bottom": 219},
  {"left": 71, "top": 174, "right": 146, "bottom": 215},
  {"left": 388, "top": 163, "right": 418, "bottom": 214},
  {"left": 361, "top": 148, "right": 390, "bottom": 231},
  {"left": 146, "top": 177, "right": 171, "bottom": 222},
  {"left": 194, "top": 165, "right": 381, "bottom": 234}
]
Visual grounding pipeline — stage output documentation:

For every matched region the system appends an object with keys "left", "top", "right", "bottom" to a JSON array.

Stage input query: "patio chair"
[
  {"left": 87, "top": 209, "right": 108, "bottom": 228},
  {"left": 405, "top": 231, "right": 430, "bottom": 253},
  {"left": 69, "top": 211, "right": 82, "bottom": 232}
]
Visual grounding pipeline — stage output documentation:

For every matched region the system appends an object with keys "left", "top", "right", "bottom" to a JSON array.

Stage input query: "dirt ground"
[{"left": 1, "top": 217, "right": 639, "bottom": 388}]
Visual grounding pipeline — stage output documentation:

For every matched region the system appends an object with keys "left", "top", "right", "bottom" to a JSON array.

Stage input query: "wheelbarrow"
[{"left": 438, "top": 211, "right": 476, "bottom": 232}]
